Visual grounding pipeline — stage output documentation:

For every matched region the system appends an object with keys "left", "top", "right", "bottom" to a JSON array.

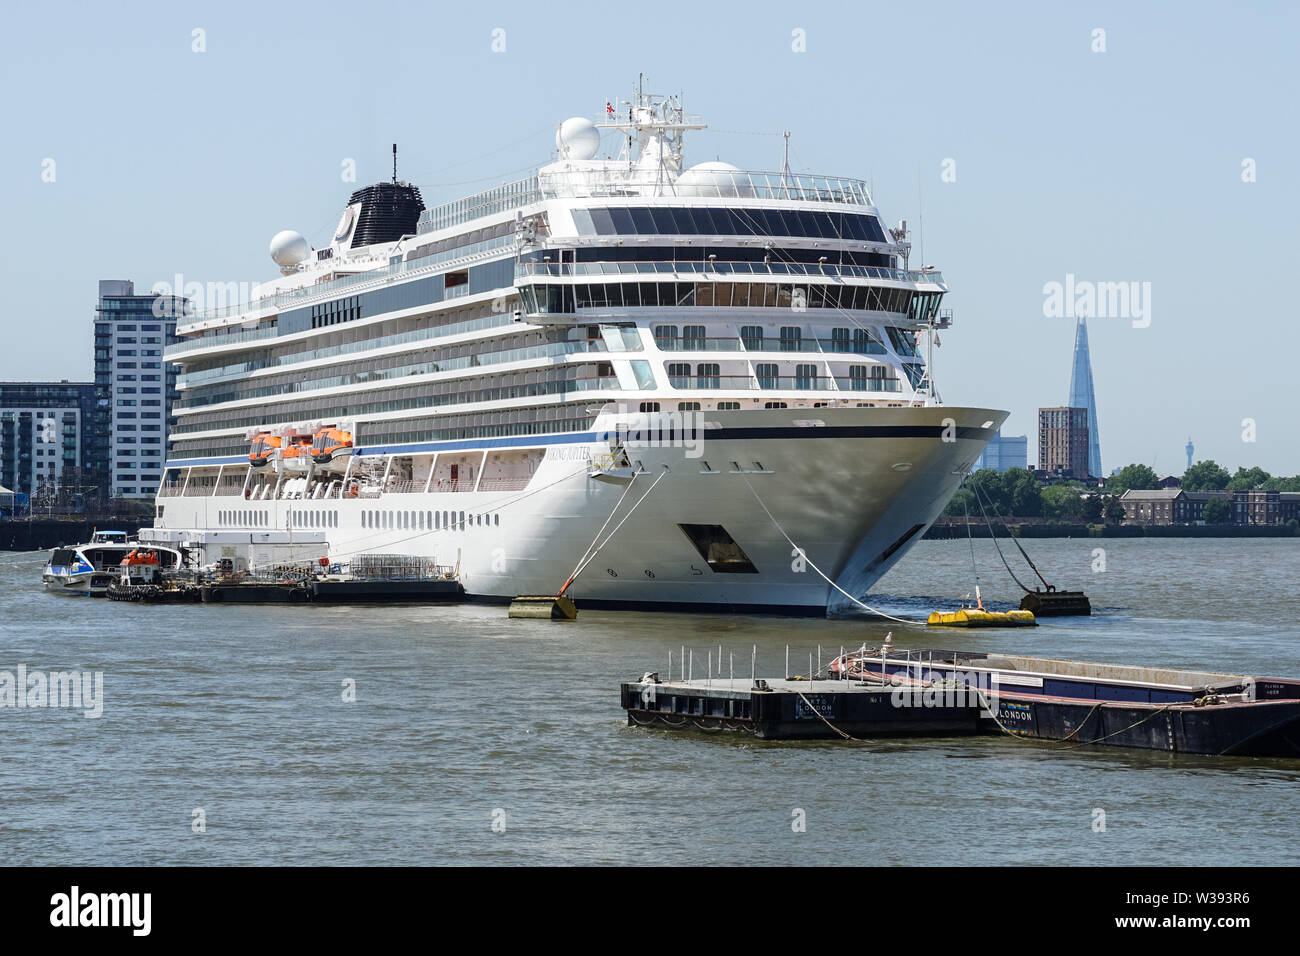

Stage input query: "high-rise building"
[
  {"left": 1185, "top": 437, "right": 1194, "bottom": 471},
  {"left": 974, "top": 427, "right": 1029, "bottom": 472},
  {"left": 1067, "top": 317, "right": 1102, "bottom": 478},
  {"left": 94, "top": 280, "right": 186, "bottom": 499},
  {"left": 1038, "top": 406, "right": 1090, "bottom": 479},
  {"left": 0, "top": 381, "right": 98, "bottom": 501}
]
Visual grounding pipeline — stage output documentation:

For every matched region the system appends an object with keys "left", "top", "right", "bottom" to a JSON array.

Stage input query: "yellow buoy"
[{"left": 927, "top": 608, "right": 1037, "bottom": 628}]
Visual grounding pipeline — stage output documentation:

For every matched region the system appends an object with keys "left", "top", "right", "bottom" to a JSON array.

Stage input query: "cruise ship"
[{"left": 143, "top": 85, "right": 1006, "bottom": 615}]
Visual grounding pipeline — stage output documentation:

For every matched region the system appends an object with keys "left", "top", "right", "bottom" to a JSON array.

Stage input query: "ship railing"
[
  {"left": 384, "top": 480, "right": 426, "bottom": 494},
  {"left": 476, "top": 477, "right": 532, "bottom": 492},
  {"left": 429, "top": 479, "right": 475, "bottom": 494},
  {"left": 661, "top": 373, "right": 903, "bottom": 392},
  {"left": 347, "top": 554, "right": 456, "bottom": 580},
  {"left": 537, "top": 168, "right": 873, "bottom": 206},
  {"left": 650, "top": 336, "right": 886, "bottom": 355},
  {"left": 418, "top": 176, "right": 542, "bottom": 234},
  {"left": 515, "top": 260, "right": 943, "bottom": 285},
  {"left": 173, "top": 234, "right": 517, "bottom": 338},
  {"left": 833, "top": 376, "right": 903, "bottom": 392}
]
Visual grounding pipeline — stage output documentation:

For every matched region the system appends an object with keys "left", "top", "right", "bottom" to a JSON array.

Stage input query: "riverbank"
[
  {"left": 0, "top": 518, "right": 146, "bottom": 551},
  {"left": 924, "top": 519, "right": 1296, "bottom": 539}
]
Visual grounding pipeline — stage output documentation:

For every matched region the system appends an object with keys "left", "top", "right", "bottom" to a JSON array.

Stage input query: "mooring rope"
[
  {"left": 561, "top": 470, "right": 641, "bottom": 587},
  {"left": 563, "top": 466, "right": 670, "bottom": 592},
  {"left": 744, "top": 480, "right": 927, "bottom": 626},
  {"left": 973, "top": 484, "right": 1052, "bottom": 592},
  {"left": 967, "top": 483, "right": 1036, "bottom": 594}
]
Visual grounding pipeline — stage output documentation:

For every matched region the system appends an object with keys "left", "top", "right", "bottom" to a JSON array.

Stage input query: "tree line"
[{"left": 944, "top": 461, "right": 1298, "bottom": 523}]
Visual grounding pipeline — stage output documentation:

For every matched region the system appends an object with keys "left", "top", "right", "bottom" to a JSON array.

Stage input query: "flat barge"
[
  {"left": 108, "top": 576, "right": 464, "bottom": 604},
  {"left": 831, "top": 648, "right": 1300, "bottom": 758},
  {"left": 620, "top": 675, "right": 983, "bottom": 740}
]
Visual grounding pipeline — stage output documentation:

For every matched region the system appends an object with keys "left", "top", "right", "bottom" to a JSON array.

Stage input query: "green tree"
[
  {"left": 1103, "top": 495, "right": 1127, "bottom": 524},
  {"left": 964, "top": 468, "right": 1008, "bottom": 514},
  {"left": 1227, "top": 466, "right": 1271, "bottom": 491},
  {"left": 944, "top": 486, "right": 976, "bottom": 517},
  {"left": 1202, "top": 496, "right": 1232, "bottom": 524},
  {"left": 1081, "top": 494, "right": 1103, "bottom": 522},
  {"left": 1041, "top": 484, "right": 1083, "bottom": 519},
  {"left": 1105, "top": 463, "right": 1159, "bottom": 498},
  {"left": 1005, "top": 468, "right": 1043, "bottom": 517},
  {"left": 1182, "top": 460, "right": 1230, "bottom": 492}
]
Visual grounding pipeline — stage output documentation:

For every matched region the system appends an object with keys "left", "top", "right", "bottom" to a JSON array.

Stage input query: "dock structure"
[{"left": 620, "top": 675, "right": 984, "bottom": 741}]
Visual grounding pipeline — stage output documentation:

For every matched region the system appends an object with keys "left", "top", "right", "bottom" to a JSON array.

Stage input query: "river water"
[{"left": 2, "top": 537, "right": 1297, "bottom": 865}]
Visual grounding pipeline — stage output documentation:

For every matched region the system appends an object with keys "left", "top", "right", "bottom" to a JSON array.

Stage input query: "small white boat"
[{"left": 42, "top": 532, "right": 181, "bottom": 596}]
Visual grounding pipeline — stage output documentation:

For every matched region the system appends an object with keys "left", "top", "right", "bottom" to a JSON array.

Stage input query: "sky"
[{"left": 2, "top": 0, "right": 1297, "bottom": 475}]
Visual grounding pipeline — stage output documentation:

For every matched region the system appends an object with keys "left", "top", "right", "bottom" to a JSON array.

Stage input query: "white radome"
[
  {"left": 556, "top": 117, "right": 601, "bottom": 161},
  {"left": 269, "top": 230, "right": 310, "bottom": 269},
  {"left": 675, "top": 161, "right": 751, "bottom": 197}
]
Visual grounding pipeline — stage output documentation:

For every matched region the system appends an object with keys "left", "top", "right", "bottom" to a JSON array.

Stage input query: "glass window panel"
[
  {"left": 589, "top": 208, "right": 615, "bottom": 234},
  {"left": 752, "top": 209, "right": 779, "bottom": 236},
  {"left": 631, "top": 360, "right": 656, "bottom": 390},
  {"left": 630, "top": 208, "right": 656, "bottom": 233},
  {"left": 571, "top": 208, "right": 595, "bottom": 235},
  {"left": 672, "top": 207, "right": 700, "bottom": 233},
  {"left": 650, "top": 208, "right": 678, "bottom": 233},
  {"left": 608, "top": 207, "right": 635, "bottom": 233}
]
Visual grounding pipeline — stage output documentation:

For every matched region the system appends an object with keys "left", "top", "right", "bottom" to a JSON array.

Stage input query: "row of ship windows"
[
  {"left": 362, "top": 510, "right": 500, "bottom": 532},
  {"left": 571, "top": 207, "right": 887, "bottom": 243},
  {"left": 179, "top": 309, "right": 517, "bottom": 385},
  {"left": 169, "top": 401, "right": 601, "bottom": 463},
  {"left": 178, "top": 335, "right": 587, "bottom": 410},
  {"left": 637, "top": 401, "right": 905, "bottom": 411},
  {"left": 522, "top": 282, "right": 934, "bottom": 316},
  {"left": 171, "top": 371, "right": 609, "bottom": 435},
  {"left": 219, "top": 510, "right": 272, "bottom": 527}
]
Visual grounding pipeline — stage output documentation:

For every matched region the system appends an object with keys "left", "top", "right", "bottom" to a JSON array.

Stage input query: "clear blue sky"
[{"left": 3, "top": 1, "right": 1296, "bottom": 474}]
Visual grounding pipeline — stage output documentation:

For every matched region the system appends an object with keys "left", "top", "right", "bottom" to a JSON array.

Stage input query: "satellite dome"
[
  {"left": 676, "top": 161, "right": 750, "bottom": 197},
  {"left": 269, "top": 230, "right": 310, "bottom": 270},
  {"left": 556, "top": 117, "right": 601, "bottom": 161}
]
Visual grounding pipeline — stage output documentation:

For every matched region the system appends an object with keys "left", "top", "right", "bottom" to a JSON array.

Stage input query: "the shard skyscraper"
[{"left": 1068, "top": 317, "right": 1102, "bottom": 478}]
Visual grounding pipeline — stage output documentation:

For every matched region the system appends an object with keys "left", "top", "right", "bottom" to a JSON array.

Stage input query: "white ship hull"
[{"left": 148, "top": 406, "right": 1004, "bottom": 615}]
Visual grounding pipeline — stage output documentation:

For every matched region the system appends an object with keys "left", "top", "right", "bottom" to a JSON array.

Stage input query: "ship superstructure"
[{"left": 145, "top": 85, "right": 1006, "bottom": 614}]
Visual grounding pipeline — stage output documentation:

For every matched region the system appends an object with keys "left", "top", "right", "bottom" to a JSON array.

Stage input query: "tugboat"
[{"left": 105, "top": 546, "right": 197, "bottom": 603}]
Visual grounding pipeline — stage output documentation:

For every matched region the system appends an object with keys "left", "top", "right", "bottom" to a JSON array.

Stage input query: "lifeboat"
[
  {"left": 278, "top": 435, "right": 315, "bottom": 473},
  {"left": 311, "top": 426, "right": 354, "bottom": 469},
  {"left": 249, "top": 432, "right": 281, "bottom": 468}
]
